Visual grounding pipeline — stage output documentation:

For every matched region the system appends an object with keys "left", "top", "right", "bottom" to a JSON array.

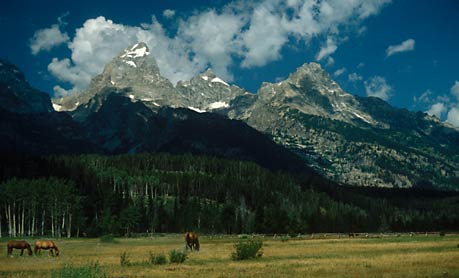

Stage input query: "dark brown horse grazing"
[
  {"left": 7, "top": 240, "right": 32, "bottom": 256},
  {"left": 34, "top": 240, "right": 59, "bottom": 256},
  {"left": 184, "top": 232, "right": 200, "bottom": 251}
]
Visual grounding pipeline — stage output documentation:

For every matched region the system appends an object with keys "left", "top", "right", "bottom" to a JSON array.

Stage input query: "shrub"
[
  {"left": 280, "top": 236, "right": 290, "bottom": 242},
  {"left": 120, "top": 252, "right": 131, "bottom": 266},
  {"left": 149, "top": 252, "right": 167, "bottom": 265},
  {"left": 439, "top": 231, "right": 446, "bottom": 236},
  {"left": 231, "top": 239, "right": 263, "bottom": 261},
  {"left": 169, "top": 249, "right": 187, "bottom": 263},
  {"left": 51, "top": 263, "right": 107, "bottom": 278},
  {"left": 99, "top": 234, "right": 118, "bottom": 243}
]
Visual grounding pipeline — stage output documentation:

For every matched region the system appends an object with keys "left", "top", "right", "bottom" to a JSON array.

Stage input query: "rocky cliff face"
[
  {"left": 239, "top": 63, "right": 459, "bottom": 189},
  {"left": 0, "top": 57, "right": 306, "bottom": 173},
  {"left": 53, "top": 42, "right": 180, "bottom": 120},
  {"left": 50, "top": 42, "right": 459, "bottom": 189},
  {"left": 175, "top": 69, "right": 247, "bottom": 112},
  {"left": 53, "top": 43, "right": 247, "bottom": 120}
]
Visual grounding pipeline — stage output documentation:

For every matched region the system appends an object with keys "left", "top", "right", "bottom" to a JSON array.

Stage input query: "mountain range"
[{"left": 2, "top": 42, "right": 459, "bottom": 190}]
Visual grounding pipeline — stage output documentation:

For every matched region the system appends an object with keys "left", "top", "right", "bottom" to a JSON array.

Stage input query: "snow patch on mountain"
[
  {"left": 208, "top": 101, "right": 229, "bottom": 110},
  {"left": 52, "top": 103, "right": 62, "bottom": 111},
  {"left": 352, "top": 112, "right": 372, "bottom": 124},
  {"left": 120, "top": 45, "right": 150, "bottom": 59},
  {"left": 211, "top": 77, "right": 229, "bottom": 86},
  {"left": 188, "top": 106, "right": 206, "bottom": 113},
  {"left": 125, "top": 61, "right": 137, "bottom": 68}
]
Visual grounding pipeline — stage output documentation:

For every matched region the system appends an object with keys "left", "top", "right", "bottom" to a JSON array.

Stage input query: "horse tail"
[
  {"left": 195, "top": 237, "right": 200, "bottom": 251},
  {"left": 26, "top": 244, "right": 33, "bottom": 256}
]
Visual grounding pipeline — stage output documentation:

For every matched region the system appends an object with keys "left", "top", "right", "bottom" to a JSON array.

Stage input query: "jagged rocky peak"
[
  {"left": 200, "top": 68, "right": 216, "bottom": 79},
  {"left": 0, "top": 60, "right": 26, "bottom": 84},
  {"left": 253, "top": 61, "right": 380, "bottom": 128},
  {"left": 198, "top": 69, "right": 230, "bottom": 86},
  {"left": 175, "top": 68, "right": 246, "bottom": 112},
  {"left": 114, "top": 42, "right": 156, "bottom": 70},
  {"left": 53, "top": 42, "right": 181, "bottom": 115},
  {"left": 257, "top": 62, "right": 343, "bottom": 100},
  {"left": 0, "top": 59, "right": 53, "bottom": 114},
  {"left": 105, "top": 42, "right": 161, "bottom": 80},
  {"left": 119, "top": 42, "right": 150, "bottom": 59},
  {"left": 286, "top": 62, "right": 342, "bottom": 94}
]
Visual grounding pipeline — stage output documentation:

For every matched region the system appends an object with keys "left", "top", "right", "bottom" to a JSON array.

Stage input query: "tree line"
[{"left": 0, "top": 153, "right": 458, "bottom": 237}]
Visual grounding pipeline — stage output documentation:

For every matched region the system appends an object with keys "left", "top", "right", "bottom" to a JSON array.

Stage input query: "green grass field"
[{"left": 0, "top": 234, "right": 458, "bottom": 277}]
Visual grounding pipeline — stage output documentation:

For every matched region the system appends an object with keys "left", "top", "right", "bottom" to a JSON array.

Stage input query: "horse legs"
[
  {"left": 7, "top": 247, "right": 12, "bottom": 256},
  {"left": 20, "top": 248, "right": 24, "bottom": 256}
]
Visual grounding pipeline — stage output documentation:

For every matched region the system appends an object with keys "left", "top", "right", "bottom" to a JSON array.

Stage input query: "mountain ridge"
[{"left": 4, "top": 42, "right": 459, "bottom": 189}]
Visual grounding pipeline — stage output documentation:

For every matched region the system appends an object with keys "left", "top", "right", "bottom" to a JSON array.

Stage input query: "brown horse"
[
  {"left": 34, "top": 240, "right": 59, "bottom": 256},
  {"left": 184, "top": 232, "right": 200, "bottom": 251},
  {"left": 7, "top": 240, "right": 33, "bottom": 256}
]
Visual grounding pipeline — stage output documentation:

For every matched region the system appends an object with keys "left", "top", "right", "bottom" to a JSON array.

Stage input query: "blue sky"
[{"left": 1, "top": 0, "right": 459, "bottom": 125}]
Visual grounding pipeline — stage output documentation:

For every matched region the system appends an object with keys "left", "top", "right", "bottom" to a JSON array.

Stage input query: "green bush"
[
  {"left": 280, "top": 236, "right": 290, "bottom": 242},
  {"left": 99, "top": 234, "right": 118, "bottom": 243},
  {"left": 231, "top": 239, "right": 263, "bottom": 261},
  {"left": 169, "top": 249, "right": 187, "bottom": 263},
  {"left": 51, "top": 263, "right": 107, "bottom": 278},
  {"left": 120, "top": 252, "right": 131, "bottom": 266},
  {"left": 149, "top": 252, "right": 167, "bottom": 265}
]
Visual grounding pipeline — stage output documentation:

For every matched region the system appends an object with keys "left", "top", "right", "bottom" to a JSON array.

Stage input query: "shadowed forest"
[{"left": 0, "top": 153, "right": 458, "bottom": 238}]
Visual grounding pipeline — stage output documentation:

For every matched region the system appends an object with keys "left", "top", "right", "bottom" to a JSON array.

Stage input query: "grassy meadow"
[{"left": 0, "top": 234, "right": 458, "bottom": 278}]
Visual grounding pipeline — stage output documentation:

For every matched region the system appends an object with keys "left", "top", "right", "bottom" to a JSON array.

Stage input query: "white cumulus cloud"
[
  {"left": 163, "top": 9, "right": 176, "bottom": 19},
  {"left": 416, "top": 81, "right": 459, "bottom": 127},
  {"left": 364, "top": 76, "right": 392, "bottom": 101},
  {"left": 348, "top": 72, "right": 363, "bottom": 82},
  {"left": 447, "top": 107, "right": 459, "bottom": 127},
  {"left": 30, "top": 23, "right": 69, "bottom": 55},
  {"left": 386, "top": 38, "right": 415, "bottom": 57},
  {"left": 426, "top": 103, "right": 447, "bottom": 118},
  {"left": 333, "top": 67, "right": 346, "bottom": 77},
  {"left": 325, "top": 57, "right": 335, "bottom": 67},
  {"left": 178, "top": 9, "right": 246, "bottom": 80},
  {"left": 316, "top": 37, "right": 337, "bottom": 61},
  {"left": 450, "top": 80, "right": 459, "bottom": 101},
  {"left": 35, "top": 0, "right": 391, "bottom": 95}
]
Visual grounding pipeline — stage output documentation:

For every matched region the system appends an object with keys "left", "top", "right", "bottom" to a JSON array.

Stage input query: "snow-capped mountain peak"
[{"left": 120, "top": 42, "right": 150, "bottom": 59}]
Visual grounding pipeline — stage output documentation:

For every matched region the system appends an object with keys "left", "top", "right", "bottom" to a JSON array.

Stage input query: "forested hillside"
[{"left": 0, "top": 153, "right": 458, "bottom": 237}]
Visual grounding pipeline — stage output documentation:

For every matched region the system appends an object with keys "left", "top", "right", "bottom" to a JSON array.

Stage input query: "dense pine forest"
[{"left": 0, "top": 153, "right": 458, "bottom": 238}]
